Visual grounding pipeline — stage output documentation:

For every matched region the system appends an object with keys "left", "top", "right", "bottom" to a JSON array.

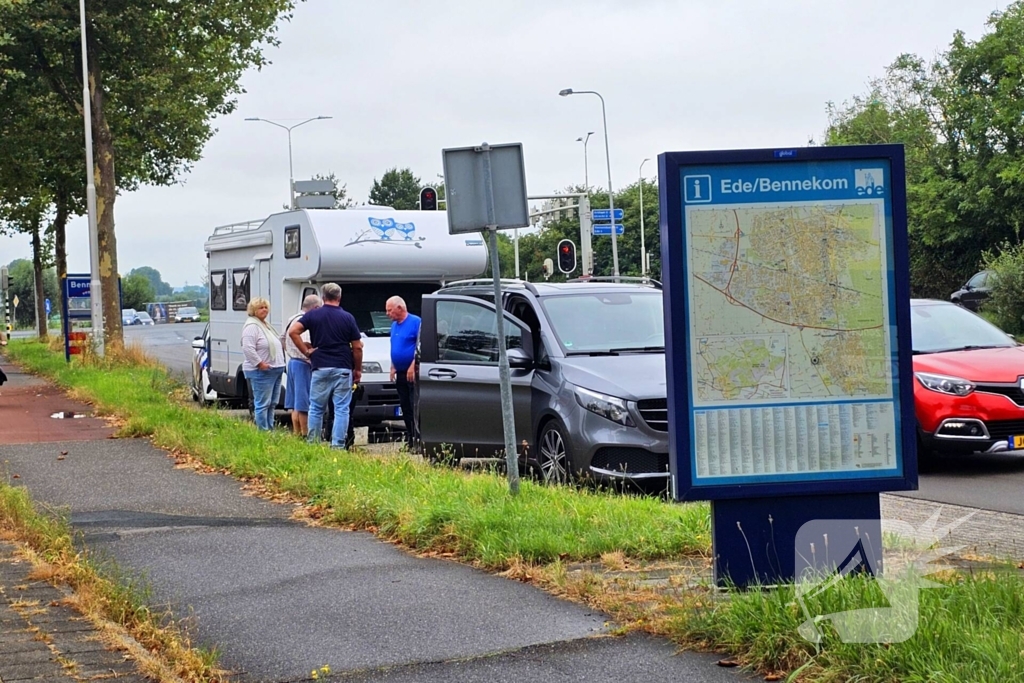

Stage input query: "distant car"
[
  {"left": 135, "top": 311, "right": 155, "bottom": 326},
  {"left": 175, "top": 306, "right": 201, "bottom": 323},
  {"left": 913, "top": 299, "right": 1024, "bottom": 458},
  {"left": 950, "top": 270, "right": 994, "bottom": 312},
  {"left": 121, "top": 309, "right": 139, "bottom": 326}
]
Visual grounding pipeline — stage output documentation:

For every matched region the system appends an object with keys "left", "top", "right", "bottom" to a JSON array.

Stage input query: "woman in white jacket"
[{"left": 241, "top": 297, "right": 286, "bottom": 430}]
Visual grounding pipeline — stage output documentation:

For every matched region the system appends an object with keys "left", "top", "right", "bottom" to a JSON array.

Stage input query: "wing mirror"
[
  {"left": 192, "top": 338, "right": 205, "bottom": 349},
  {"left": 506, "top": 347, "right": 533, "bottom": 369}
]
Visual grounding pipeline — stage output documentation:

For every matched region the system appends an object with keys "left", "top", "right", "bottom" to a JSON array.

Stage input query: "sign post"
[
  {"left": 443, "top": 142, "right": 530, "bottom": 495},
  {"left": 658, "top": 145, "right": 916, "bottom": 588}
]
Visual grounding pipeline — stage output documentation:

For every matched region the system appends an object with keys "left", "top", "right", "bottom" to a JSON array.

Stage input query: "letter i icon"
[{"left": 693, "top": 179, "right": 702, "bottom": 200}]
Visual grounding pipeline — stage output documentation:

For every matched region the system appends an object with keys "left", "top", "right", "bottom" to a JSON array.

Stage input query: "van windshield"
[
  {"left": 540, "top": 291, "right": 664, "bottom": 354},
  {"left": 311, "top": 282, "right": 438, "bottom": 338}
]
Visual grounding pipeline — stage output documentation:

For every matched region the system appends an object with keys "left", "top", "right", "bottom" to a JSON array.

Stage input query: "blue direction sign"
[
  {"left": 593, "top": 224, "right": 624, "bottom": 235},
  {"left": 591, "top": 208, "right": 624, "bottom": 221}
]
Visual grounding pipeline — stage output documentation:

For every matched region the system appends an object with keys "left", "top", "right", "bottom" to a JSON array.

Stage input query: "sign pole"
[
  {"left": 481, "top": 143, "right": 521, "bottom": 495},
  {"left": 61, "top": 276, "right": 71, "bottom": 362},
  {"left": 79, "top": 0, "right": 104, "bottom": 356}
]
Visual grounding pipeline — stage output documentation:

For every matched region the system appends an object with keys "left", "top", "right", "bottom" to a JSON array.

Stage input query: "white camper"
[{"left": 201, "top": 207, "right": 487, "bottom": 426}]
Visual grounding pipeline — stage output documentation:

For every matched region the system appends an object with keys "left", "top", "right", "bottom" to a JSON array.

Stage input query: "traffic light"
[
  {"left": 557, "top": 239, "right": 577, "bottom": 274},
  {"left": 420, "top": 187, "right": 438, "bottom": 211}
]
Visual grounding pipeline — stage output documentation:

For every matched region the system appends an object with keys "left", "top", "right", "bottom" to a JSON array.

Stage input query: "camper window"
[
  {"left": 210, "top": 270, "right": 227, "bottom": 310},
  {"left": 232, "top": 270, "right": 250, "bottom": 311},
  {"left": 284, "top": 225, "right": 301, "bottom": 258}
]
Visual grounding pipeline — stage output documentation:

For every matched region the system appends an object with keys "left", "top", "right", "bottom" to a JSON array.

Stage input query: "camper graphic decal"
[{"left": 347, "top": 217, "right": 426, "bottom": 248}]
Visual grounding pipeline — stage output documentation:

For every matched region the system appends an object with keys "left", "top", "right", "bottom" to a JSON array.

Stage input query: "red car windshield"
[{"left": 911, "top": 302, "right": 1016, "bottom": 354}]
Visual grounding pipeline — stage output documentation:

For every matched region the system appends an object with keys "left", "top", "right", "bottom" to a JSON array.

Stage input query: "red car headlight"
[{"left": 915, "top": 372, "right": 976, "bottom": 397}]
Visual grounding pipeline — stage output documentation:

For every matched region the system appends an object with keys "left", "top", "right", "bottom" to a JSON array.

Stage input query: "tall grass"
[{"left": 6, "top": 339, "right": 709, "bottom": 568}]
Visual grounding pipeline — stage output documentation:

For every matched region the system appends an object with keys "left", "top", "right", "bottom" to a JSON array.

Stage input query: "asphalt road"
[{"left": 124, "top": 320, "right": 203, "bottom": 377}]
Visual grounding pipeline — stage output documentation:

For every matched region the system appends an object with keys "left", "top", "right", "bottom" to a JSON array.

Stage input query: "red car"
[{"left": 913, "top": 299, "right": 1024, "bottom": 457}]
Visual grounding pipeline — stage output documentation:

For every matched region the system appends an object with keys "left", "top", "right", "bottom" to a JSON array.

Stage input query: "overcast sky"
[{"left": 0, "top": 0, "right": 1007, "bottom": 287}]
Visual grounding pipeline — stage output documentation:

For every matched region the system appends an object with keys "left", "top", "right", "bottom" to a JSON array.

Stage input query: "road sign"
[
  {"left": 593, "top": 224, "right": 624, "bottom": 235},
  {"left": 295, "top": 195, "right": 335, "bottom": 209},
  {"left": 293, "top": 179, "right": 336, "bottom": 194},
  {"left": 442, "top": 142, "right": 529, "bottom": 234},
  {"left": 45, "top": 298, "right": 51, "bottom": 316},
  {"left": 591, "top": 208, "right": 624, "bottom": 221},
  {"left": 66, "top": 277, "right": 91, "bottom": 298},
  {"left": 12, "top": 295, "right": 19, "bottom": 308}
]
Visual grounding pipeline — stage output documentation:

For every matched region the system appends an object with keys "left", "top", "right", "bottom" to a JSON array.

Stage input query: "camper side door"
[{"left": 418, "top": 294, "right": 533, "bottom": 459}]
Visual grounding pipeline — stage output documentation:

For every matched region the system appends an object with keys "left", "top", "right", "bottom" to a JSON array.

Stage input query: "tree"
[
  {"left": 368, "top": 168, "right": 422, "bottom": 209},
  {"left": 5, "top": 259, "right": 58, "bottom": 329},
  {"left": 120, "top": 272, "right": 155, "bottom": 311},
  {"left": 0, "top": 0, "right": 297, "bottom": 347},
  {"left": 128, "top": 267, "right": 172, "bottom": 297}
]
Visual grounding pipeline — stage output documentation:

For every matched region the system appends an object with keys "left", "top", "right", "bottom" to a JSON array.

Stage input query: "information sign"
[
  {"left": 593, "top": 224, "right": 624, "bottom": 236},
  {"left": 659, "top": 145, "right": 916, "bottom": 502},
  {"left": 591, "top": 208, "right": 624, "bottom": 221}
]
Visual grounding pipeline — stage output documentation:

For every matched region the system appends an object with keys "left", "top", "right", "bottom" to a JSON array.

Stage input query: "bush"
[{"left": 981, "top": 241, "right": 1024, "bottom": 335}]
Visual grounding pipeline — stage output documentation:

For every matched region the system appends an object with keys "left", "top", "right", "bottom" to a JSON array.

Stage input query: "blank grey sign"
[{"left": 443, "top": 143, "right": 529, "bottom": 234}]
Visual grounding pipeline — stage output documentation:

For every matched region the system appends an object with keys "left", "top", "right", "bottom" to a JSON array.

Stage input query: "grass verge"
[
  {"left": 0, "top": 481, "right": 225, "bottom": 682},
  {"left": 8, "top": 339, "right": 1024, "bottom": 682}
]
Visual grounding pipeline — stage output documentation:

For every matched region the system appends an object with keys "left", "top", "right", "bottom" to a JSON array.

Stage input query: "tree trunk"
[
  {"left": 88, "top": 57, "right": 123, "bottom": 348},
  {"left": 53, "top": 190, "right": 69, "bottom": 337},
  {"left": 31, "top": 219, "right": 48, "bottom": 341}
]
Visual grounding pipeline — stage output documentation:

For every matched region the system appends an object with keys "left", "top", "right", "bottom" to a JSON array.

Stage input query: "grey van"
[{"left": 417, "top": 279, "right": 668, "bottom": 485}]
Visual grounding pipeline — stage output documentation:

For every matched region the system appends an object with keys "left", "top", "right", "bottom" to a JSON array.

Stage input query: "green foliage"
[
  {"left": 4, "top": 258, "right": 58, "bottom": 327},
  {"left": 981, "top": 241, "right": 1024, "bottom": 334},
  {"left": 128, "top": 266, "right": 172, "bottom": 297},
  {"left": 368, "top": 167, "right": 422, "bottom": 210},
  {"left": 824, "top": 3, "right": 1024, "bottom": 298},
  {"left": 121, "top": 272, "right": 156, "bottom": 311}
]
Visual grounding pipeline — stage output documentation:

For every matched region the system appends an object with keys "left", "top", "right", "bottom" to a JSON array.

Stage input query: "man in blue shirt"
[
  {"left": 386, "top": 296, "right": 421, "bottom": 449},
  {"left": 288, "top": 283, "right": 363, "bottom": 448}
]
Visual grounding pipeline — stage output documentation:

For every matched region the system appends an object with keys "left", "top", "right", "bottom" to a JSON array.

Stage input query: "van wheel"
[{"left": 538, "top": 421, "right": 573, "bottom": 484}]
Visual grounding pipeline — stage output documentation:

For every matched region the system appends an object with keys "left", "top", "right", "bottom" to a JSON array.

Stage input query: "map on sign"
[{"left": 687, "top": 201, "right": 891, "bottom": 407}]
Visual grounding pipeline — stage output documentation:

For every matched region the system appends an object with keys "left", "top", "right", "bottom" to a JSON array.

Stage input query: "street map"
[{"left": 687, "top": 201, "right": 893, "bottom": 406}]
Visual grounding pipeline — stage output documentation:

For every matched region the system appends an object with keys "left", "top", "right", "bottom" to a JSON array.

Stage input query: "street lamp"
[
  {"left": 575, "top": 131, "right": 594, "bottom": 188},
  {"left": 245, "top": 116, "right": 332, "bottom": 209},
  {"left": 639, "top": 157, "right": 651, "bottom": 277},
  {"left": 79, "top": 0, "right": 103, "bottom": 355},
  {"left": 560, "top": 88, "right": 619, "bottom": 278}
]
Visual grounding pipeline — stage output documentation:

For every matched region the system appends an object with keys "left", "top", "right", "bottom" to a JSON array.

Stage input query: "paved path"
[{"left": 0, "top": 358, "right": 742, "bottom": 682}]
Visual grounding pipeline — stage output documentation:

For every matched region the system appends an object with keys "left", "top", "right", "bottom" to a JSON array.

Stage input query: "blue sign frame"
[{"left": 659, "top": 145, "right": 917, "bottom": 501}]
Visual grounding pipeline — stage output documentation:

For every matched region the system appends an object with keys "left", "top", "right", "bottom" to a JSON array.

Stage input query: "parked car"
[
  {"left": 912, "top": 299, "right": 1024, "bottom": 458},
  {"left": 121, "top": 308, "right": 139, "bottom": 326},
  {"left": 190, "top": 324, "right": 218, "bottom": 404},
  {"left": 949, "top": 270, "right": 995, "bottom": 311},
  {"left": 135, "top": 311, "right": 155, "bottom": 326},
  {"left": 175, "top": 306, "right": 201, "bottom": 323},
  {"left": 417, "top": 278, "right": 669, "bottom": 486}
]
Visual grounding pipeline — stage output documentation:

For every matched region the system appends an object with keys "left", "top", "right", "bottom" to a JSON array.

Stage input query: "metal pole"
[
  {"left": 481, "top": 143, "right": 520, "bottom": 495},
  {"left": 640, "top": 158, "right": 650, "bottom": 277},
  {"left": 596, "top": 93, "right": 620, "bottom": 279},
  {"left": 80, "top": 0, "right": 104, "bottom": 355},
  {"left": 514, "top": 227, "right": 520, "bottom": 278},
  {"left": 287, "top": 128, "right": 295, "bottom": 209}
]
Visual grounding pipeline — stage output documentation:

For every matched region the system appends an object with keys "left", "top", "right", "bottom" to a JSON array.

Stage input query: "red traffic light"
[
  {"left": 420, "top": 187, "right": 438, "bottom": 210},
  {"left": 557, "top": 239, "right": 576, "bottom": 274}
]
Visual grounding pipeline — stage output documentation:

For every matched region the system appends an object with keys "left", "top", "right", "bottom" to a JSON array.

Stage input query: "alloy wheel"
[{"left": 539, "top": 426, "right": 570, "bottom": 484}]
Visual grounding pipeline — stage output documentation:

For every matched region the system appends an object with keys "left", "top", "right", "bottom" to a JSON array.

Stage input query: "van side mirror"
[
  {"left": 506, "top": 347, "right": 532, "bottom": 369},
  {"left": 192, "top": 338, "right": 205, "bottom": 350}
]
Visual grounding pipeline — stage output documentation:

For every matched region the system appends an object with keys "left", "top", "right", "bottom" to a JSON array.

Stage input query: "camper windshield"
[{"left": 315, "top": 282, "right": 437, "bottom": 338}]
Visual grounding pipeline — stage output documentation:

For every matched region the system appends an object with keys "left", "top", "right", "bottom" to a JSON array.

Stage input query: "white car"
[{"left": 175, "top": 306, "right": 201, "bottom": 323}]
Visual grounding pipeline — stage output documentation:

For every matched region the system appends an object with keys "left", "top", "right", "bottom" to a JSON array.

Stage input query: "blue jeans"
[
  {"left": 307, "top": 367, "right": 353, "bottom": 448},
  {"left": 244, "top": 366, "right": 284, "bottom": 431}
]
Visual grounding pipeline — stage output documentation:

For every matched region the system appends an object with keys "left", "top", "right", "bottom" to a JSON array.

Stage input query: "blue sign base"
[{"left": 711, "top": 492, "right": 881, "bottom": 588}]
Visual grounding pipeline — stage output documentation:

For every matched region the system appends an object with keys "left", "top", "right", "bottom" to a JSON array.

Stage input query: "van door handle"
[{"left": 428, "top": 368, "right": 457, "bottom": 380}]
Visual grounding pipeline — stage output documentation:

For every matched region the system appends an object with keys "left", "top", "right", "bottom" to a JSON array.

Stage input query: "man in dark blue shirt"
[
  {"left": 386, "top": 296, "right": 421, "bottom": 449},
  {"left": 288, "top": 283, "right": 363, "bottom": 448}
]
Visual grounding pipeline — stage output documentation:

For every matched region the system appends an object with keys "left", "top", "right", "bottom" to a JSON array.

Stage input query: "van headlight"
[
  {"left": 362, "top": 361, "right": 383, "bottom": 374},
  {"left": 915, "top": 372, "right": 976, "bottom": 396},
  {"left": 574, "top": 386, "right": 635, "bottom": 427}
]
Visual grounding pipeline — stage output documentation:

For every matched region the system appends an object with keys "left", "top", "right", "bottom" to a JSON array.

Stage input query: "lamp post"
[
  {"left": 79, "top": 0, "right": 103, "bottom": 355},
  {"left": 560, "top": 89, "right": 618, "bottom": 278},
  {"left": 576, "top": 131, "right": 594, "bottom": 188},
  {"left": 245, "top": 116, "right": 332, "bottom": 209},
  {"left": 639, "top": 157, "right": 651, "bottom": 277}
]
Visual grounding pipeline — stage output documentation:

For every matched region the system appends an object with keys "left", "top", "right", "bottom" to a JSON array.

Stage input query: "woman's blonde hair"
[{"left": 247, "top": 297, "right": 270, "bottom": 317}]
